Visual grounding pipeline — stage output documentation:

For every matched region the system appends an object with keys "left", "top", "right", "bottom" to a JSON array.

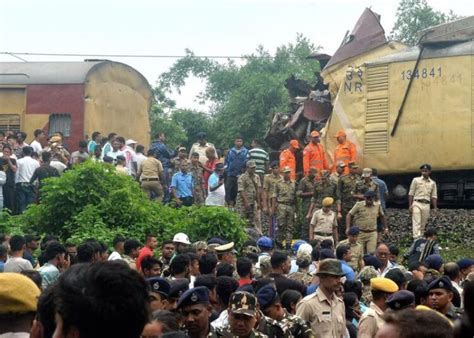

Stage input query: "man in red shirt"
[
  {"left": 203, "top": 147, "right": 218, "bottom": 191},
  {"left": 136, "top": 234, "right": 158, "bottom": 270},
  {"left": 237, "top": 257, "right": 253, "bottom": 287}
]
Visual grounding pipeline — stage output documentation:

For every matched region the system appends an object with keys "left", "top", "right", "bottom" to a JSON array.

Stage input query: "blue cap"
[
  {"left": 177, "top": 286, "right": 210, "bottom": 309},
  {"left": 320, "top": 248, "right": 335, "bottom": 259},
  {"left": 363, "top": 254, "right": 381, "bottom": 270},
  {"left": 428, "top": 276, "right": 453, "bottom": 292},
  {"left": 364, "top": 190, "right": 376, "bottom": 198},
  {"left": 257, "top": 236, "right": 274, "bottom": 249},
  {"left": 147, "top": 277, "right": 170, "bottom": 298},
  {"left": 292, "top": 240, "right": 307, "bottom": 253},
  {"left": 270, "top": 161, "right": 279, "bottom": 168},
  {"left": 256, "top": 285, "right": 279, "bottom": 311},
  {"left": 169, "top": 278, "right": 190, "bottom": 299},
  {"left": 208, "top": 237, "right": 227, "bottom": 245},
  {"left": 236, "top": 284, "right": 255, "bottom": 294},
  {"left": 425, "top": 254, "right": 443, "bottom": 271},
  {"left": 348, "top": 227, "right": 360, "bottom": 236},
  {"left": 386, "top": 290, "right": 415, "bottom": 310},
  {"left": 457, "top": 258, "right": 474, "bottom": 270}
]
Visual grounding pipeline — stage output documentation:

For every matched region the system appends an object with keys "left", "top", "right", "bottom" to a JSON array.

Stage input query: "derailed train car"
[
  {"left": 321, "top": 15, "right": 474, "bottom": 205},
  {"left": 0, "top": 60, "right": 152, "bottom": 150}
]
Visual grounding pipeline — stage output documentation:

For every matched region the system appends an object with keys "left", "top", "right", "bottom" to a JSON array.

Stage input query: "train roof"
[
  {"left": 364, "top": 39, "right": 474, "bottom": 66},
  {"left": 0, "top": 60, "right": 138, "bottom": 85}
]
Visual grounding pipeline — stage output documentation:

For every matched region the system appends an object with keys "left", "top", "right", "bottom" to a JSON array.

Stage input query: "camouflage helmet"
[
  {"left": 316, "top": 259, "right": 345, "bottom": 276},
  {"left": 358, "top": 266, "right": 378, "bottom": 283}
]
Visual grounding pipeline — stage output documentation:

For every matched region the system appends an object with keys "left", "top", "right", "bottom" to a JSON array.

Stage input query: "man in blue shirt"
[
  {"left": 224, "top": 136, "right": 248, "bottom": 208},
  {"left": 171, "top": 160, "right": 194, "bottom": 207},
  {"left": 336, "top": 244, "right": 356, "bottom": 281},
  {"left": 150, "top": 132, "right": 176, "bottom": 203}
]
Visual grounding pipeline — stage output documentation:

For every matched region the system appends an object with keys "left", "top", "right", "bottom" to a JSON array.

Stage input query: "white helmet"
[{"left": 173, "top": 232, "right": 191, "bottom": 245}]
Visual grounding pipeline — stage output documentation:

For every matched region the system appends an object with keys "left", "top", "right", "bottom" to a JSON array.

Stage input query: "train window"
[
  {"left": 48, "top": 113, "right": 71, "bottom": 137},
  {"left": 0, "top": 114, "right": 21, "bottom": 132}
]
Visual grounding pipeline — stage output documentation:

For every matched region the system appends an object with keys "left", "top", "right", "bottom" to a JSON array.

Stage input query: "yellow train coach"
[{"left": 322, "top": 18, "right": 474, "bottom": 205}]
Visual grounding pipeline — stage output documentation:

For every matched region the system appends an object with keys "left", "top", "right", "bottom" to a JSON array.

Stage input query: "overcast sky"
[{"left": 1, "top": 0, "right": 472, "bottom": 109}]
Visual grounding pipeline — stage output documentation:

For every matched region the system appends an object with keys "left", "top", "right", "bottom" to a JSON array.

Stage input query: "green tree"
[
  {"left": 390, "top": 0, "right": 460, "bottom": 45},
  {"left": 158, "top": 34, "right": 321, "bottom": 148}
]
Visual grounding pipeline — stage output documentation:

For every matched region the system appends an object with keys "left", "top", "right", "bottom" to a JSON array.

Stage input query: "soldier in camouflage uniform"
[
  {"left": 236, "top": 161, "right": 261, "bottom": 228},
  {"left": 336, "top": 161, "right": 360, "bottom": 238},
  {"left": 170, "top": 147, "right": 188, "bottom": 176},
  {"left": 358, "top": 265, "right": 378, "bottom": 306},
  {"left": 257, "top": 285, "right": 312, "bottom": 338},
  {"left": 272, "top": 167, "right": 296, "bottom": 249},
  {"left": 263, "top": 161, "right": 283, "bottom": 237},
  {"left": 214, "top": 291, "right": 269, "bottom": 337},
  {"left": 190, "top": 152, "right": 206, "bottom": 205},
  {"left": 353, "top": 168, "right": 379, "bottom": 201},
  {"left": 330, "top": 162, "right": 346, "bottom": 185},
  {"left": 297, "top": 167, "right": 318, "bottom": 240},
  {"left": 288, "top": 252, "right": 314, "bottom": 286},
  {"left": 305, "top": 170, "right": 337, "bottom": 219}
]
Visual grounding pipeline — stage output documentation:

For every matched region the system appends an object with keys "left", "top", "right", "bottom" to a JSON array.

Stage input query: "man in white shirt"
[
  {"left": 135, "top": 145, "right": 147, "bottom": 169},
  {"left": 15, "top": 146, "right": 39, "bottom": 213},
  {"left": 108, "top": 236, "right": 126, "bottom": 261},
  {"left": 106, "top": 138, "right": 125, "bottom": 161},
  {"left": 30, "top": 129, "right": 45, "bottom": 154},
  {"left": 124, "top": 139, "right": 138, "bottom": 176},
  {"left": 4, "top": 235, "right": 33, "bottom": 272}
]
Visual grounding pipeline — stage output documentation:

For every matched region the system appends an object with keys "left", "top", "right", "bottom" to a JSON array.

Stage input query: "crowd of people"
[
  {"left": 0, "top": 231, "right": 473, "bottom": 337},
  {"left": 0, "top": 128, "right": 472, "bottom": 337}
]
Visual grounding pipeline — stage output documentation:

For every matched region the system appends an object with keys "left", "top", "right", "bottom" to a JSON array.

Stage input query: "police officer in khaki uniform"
[
  {"left": 358, "top": 277, "right": 399, "bottom": 338},
  {"left": 297, "top": 167, "right": 318, "bottom": 239},
  {"left": 336, "top": 161, "right": 360, "bottom": 226},
  {"left": 305, "top": 170, "right": 337, "bottom": 219},
  {"left": 236, "top": 160, "right": 262, "bottom": 228},
  {"left": 296, "top": 259, "right": 346, "bottom": 338},
  {"left": 337, "top": 226, "right": 364, "bottom": 273},
  {"left": 309, "top": 197, "right": 338, "bottom": 244},
  {"left": 408, "top": 164, "right": 438, "bottom": 239},
  {"left": 353, "top": 168, "right": 379, "bottom": 201},
  {"left": 346, "top": 190, "right": 387, "bottom": 254},
  {"left": 272, "top": 166, "right": 296, "bottom": 249}
]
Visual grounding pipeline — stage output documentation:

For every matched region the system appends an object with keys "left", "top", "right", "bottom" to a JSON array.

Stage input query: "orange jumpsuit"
[
  {"left": 303, "top": 142, "right": 328, "bottom": 175},
  {"left": 332, "top": 140, "right": 357, "bottom": 174},
  {"left": 279, "top": 149, "right": 297, "bottom": 180}
]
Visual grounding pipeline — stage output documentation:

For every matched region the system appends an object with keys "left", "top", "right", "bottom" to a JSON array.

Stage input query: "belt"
[
  {"left": 141, "top": 178, "right": 159, "bottom": 182},
  {"left": 314, "top": 231, "right": 332, "bottom": 236},
  {"left": 278, "top": 201, "right": 293, "bottom": 205},
  {"left": 415, "top": 199, "right": 430, "bottom": 204},
  {"left": 359, "top": 229, "right": 377, "bottom": 233}
]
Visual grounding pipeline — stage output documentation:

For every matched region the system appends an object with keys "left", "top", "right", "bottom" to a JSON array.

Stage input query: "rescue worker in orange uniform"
[
  {"left": 332, "top": 130, "right": 357, "bottom": 174},
  {"left": 279, "top": 139, "right": 299, "bottom": 180},
  {"left": 303, "top": 130, "right": 328, "bottom": 175}
]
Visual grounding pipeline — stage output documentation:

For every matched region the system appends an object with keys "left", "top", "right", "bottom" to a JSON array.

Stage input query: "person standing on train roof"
[{"left": 331, "top": 130, "right": 357, "bottom": 175}]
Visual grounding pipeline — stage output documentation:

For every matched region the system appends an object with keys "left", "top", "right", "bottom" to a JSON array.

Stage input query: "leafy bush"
[{"left": 12, "top": 161, "right": 247, "bottom": 247}]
